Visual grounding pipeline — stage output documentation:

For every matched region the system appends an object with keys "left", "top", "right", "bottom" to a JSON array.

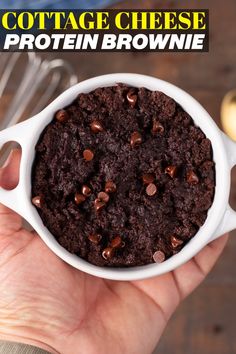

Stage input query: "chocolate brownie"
[{"left": 31, "top": 85, "right": 215, "bottom": 267}]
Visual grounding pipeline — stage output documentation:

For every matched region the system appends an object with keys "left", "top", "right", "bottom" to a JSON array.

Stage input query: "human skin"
[{"left": 0, "top": 149, "right": 228, "bottom": 354}]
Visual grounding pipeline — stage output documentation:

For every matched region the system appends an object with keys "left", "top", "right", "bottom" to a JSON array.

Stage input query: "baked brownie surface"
[{"left": 31, "top": 85, "right": 215, "bottom": 267}]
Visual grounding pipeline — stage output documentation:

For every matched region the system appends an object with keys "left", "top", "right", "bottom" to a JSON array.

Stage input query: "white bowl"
[{"left": 0, "top": 73, "right": 236, "bottom": 281}]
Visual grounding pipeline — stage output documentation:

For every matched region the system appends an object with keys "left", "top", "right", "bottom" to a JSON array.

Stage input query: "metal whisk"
[{"left": 0, "top": 52, "right": 78, "bottom": 130}]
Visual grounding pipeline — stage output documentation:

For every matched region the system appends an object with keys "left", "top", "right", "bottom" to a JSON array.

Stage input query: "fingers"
[
  {"left": 193, "top": 233, "right": 229, "bottom": 274},
  {"left": 173, "top": 234, "right": 229, "bottom": 300},
  {"left": 0, "top": 149, "right": 22, "bottom": 236},
  {"left": 133, "top": 272, "right": 181, "bottom": 322},
  {"left": 0, "top": 149, "right": 21, "bottom": 189},
  {"left": 132, "top": 235, "right": 229, "bottom": 325}
]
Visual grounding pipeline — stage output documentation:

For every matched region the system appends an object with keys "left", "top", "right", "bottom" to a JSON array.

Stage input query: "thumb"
[{"left": 0, "top": 149, "right": 22, "bottom": 236}]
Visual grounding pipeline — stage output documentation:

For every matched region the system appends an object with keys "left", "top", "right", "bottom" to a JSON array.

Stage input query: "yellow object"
[{"left": 221, "top": 90, "right": 236, "bottom": 141}]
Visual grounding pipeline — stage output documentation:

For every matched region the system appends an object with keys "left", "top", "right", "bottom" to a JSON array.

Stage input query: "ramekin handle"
[
  {"left": 212, "top": 205, "right": 236, "bottom": 240},
  {"left": 211, "top": 133, "right": 236, "bottom": 240},
  {"left": 221, "top": 132, "right": 236, "bottom": 168},
  {"left": 0, "top": 122, "right": 29, "bottom": 215}
]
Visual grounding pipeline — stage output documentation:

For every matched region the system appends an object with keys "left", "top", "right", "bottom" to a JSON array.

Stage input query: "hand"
[{"left": 0, "top": 149, "right": 228, "bottom": 354}]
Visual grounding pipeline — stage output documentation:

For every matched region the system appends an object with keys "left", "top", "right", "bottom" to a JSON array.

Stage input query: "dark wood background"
[{"left": 1, "top": 0, "right": 236, "bottom": 353}]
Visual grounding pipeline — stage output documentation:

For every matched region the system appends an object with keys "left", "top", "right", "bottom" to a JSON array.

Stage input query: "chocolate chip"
[
  {"left": 153, "top": 250, "right": 165, "bottom": 263},
  {"left": 32, "top": 196, "right": 42, "bottom": 208},
  {"left": 152, "top": 120, "right": 164, "bottom": 134},
  {"left": 83, "top": 149, "right": 94, "bottom": 161},
  {"left": 88, "top": 233, "right": 102, "bottom": 245},
  {"left": 187, "top": 171, "right": 199, "bottom": 184},
  {"left": 171, "top": 235, "right": 183, "bottom": 248},
  {"left": 111, "top": 236, "right": 124, "bottom": 248},
  {"left": 82, "top": 185, "right": 92, "bottom": 196},
  {"left": 94, "top": 199, "right": 106, "bottom": 212},
  {"left": 75, "top": 193, "right": 86, "bottom": 205},
  {"left": 55, "top": 109, "right": 69, "bottom": 123},
  {"left": 165, "top": 165, "right": 177, "bottom": 178},
  {"left": 102, "top": 247, "right": 114, "bottom": 260},
  {"left": 90, "top": 120, "right": 104, "bottom": 133},
  {"left": 105, "top": 181, "right": 116, "bottom": 194},
  {"left": 130, "top": 131, "right": 142, "bottom": 147},
  {"left": 98, "top": 191, "right": 110, "bottom": 203},
  {"left": 142, "top": 173, "right": 155, "bottom": 185},
  {"left": 127, "top": 89, "right": 137, "bottom": 107},
  {"left": 146, "top": 183, "right": 157, "bottom": 196}
]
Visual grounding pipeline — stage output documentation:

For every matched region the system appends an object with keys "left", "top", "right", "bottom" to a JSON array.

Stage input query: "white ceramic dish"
[{"left": 0, "top": 73, "right": 236, "bottom": 281}]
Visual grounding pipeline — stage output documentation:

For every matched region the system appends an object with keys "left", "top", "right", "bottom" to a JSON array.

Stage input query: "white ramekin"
[{"left": 0, "top": 73, "right": 236, "bottom": 281}]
